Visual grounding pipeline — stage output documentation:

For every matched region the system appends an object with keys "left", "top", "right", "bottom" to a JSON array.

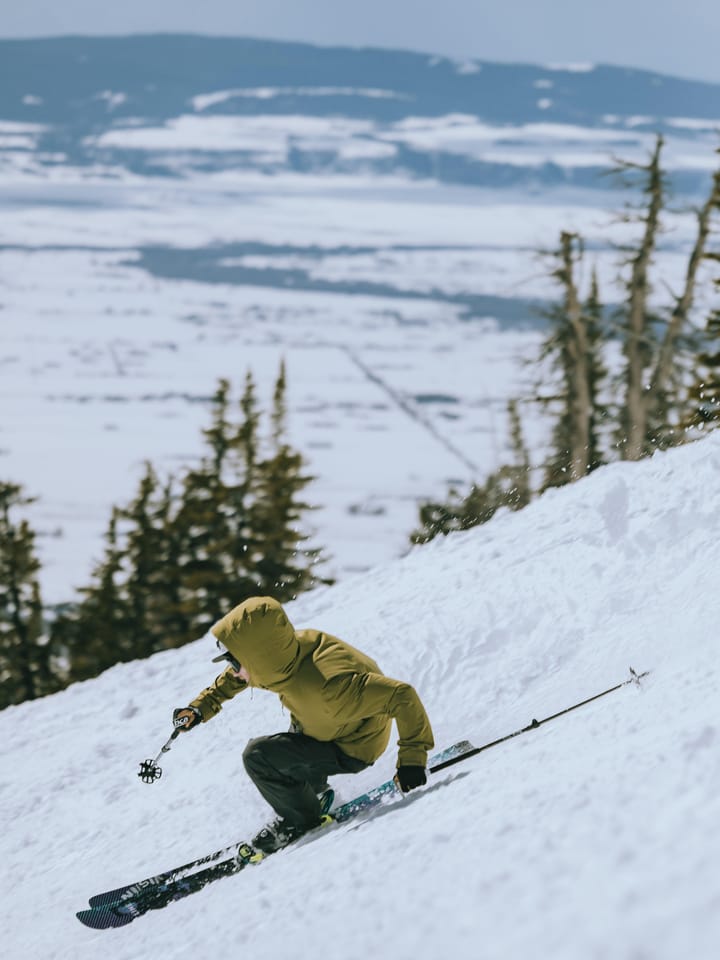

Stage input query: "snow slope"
[{"left": 2, "top": 432, "right": 720, "bottom": 960}]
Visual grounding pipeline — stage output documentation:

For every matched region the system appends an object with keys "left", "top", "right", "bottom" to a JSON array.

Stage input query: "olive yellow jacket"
[{"left": 190, "top": 596, "right": 434, "bottom": 768}]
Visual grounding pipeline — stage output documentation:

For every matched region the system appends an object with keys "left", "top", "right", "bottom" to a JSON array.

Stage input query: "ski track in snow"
[{"left": 2, "top": 434, "right": 720, "bottom": 959}]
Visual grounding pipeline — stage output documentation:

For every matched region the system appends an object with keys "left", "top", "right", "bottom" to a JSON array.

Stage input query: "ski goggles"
[{"left": 211, "top": 639, "right": 242, "bottom": 673}]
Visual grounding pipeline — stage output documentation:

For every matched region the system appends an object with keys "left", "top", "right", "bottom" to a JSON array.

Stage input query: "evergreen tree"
[
  {"left": 122, "top": 462, "right": 156, "bottom": 658},
  {"left": 409, "top": 144, "right": 719, "bottom": 550},
  {"left": 213, "top": 370, "right": 264, "bottom": 609},
  {"left": 0, "top": 482, "right": 59, "bottom": 708},
  {"left": 121, "top": 461, "right": 183, "bottom": 656},
  {"left": 539, "top": 233, "right": 608, "bottom": 491},
  {"left": 142, "top": 476, "right": 192, "bottom": 650},
  {"left": 685, "top": 257, "right": 720, "bottom": 430},
  {"left": 58, "top": 470, "right": 190, "bottom": 681},
  {"left": 55, "top": 367, "right": 328, "bottom": 683},
  {"left": 251, "top": 361, "right": 323, "bottom": 600},
  {"left": 174, "top": 380, "right": 238, "bottom": 633},
  {"left": 608, "top": 144, "right": 720, "bottom": 453},
  {"left": 238, "top": 370, "right": 261, "bottom": 477},
  {"left": 203, "top": 376, "right": 234, "bottom": 476},
  {"left": 58, "top": 507, "right": 134, "bottom": 682},
  {"left": 646, "top": 169, "right": 720, "bottom": 447},
  {"left": 584, "top": 268, "right": 609, "bottom": 470},
  {"left": 615, "top": 135, "right": 665, "bottom": 460},
  {"left": 411, "top": 401, "right": 532, "bottom": 545}
]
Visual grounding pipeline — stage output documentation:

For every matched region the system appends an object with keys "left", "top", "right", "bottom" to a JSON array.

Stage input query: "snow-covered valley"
[{"left": 2, "top": 169, "right": 718, "bottom": 602}]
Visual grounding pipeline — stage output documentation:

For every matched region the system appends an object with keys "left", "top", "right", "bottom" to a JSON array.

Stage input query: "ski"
[
  {"left": 76, "top": 844, "right": 260, "bottom": 929},
  {"left": 77, "top": 739, "right": 474, "bottom": 928}
]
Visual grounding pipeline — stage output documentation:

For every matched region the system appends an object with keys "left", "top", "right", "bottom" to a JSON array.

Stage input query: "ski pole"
[
  {"left": 137, "top": 714, "right": 191, "bottom": 784},
  {"left": 429, "top": 666, "right": 650, "bottom": 775}
]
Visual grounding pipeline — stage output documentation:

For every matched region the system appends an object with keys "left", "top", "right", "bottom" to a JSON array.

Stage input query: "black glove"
[
  {"left": 173, "top": 706, "right": 201, "bottom": 731},
  {"left": 395, "top": 765, "right": 427, "bottom": 793}
]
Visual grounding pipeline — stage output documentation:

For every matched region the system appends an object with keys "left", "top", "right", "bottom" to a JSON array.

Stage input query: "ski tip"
[
  {"left": 88, "top": 888, "right": 129, "bottom": 909},
  {"left": 76, "top": 906, "right": 135, "bottom": 930}
]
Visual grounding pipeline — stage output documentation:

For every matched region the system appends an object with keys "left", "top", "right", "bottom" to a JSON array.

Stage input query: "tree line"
[
  {"left": 0, "top": 364, "right": 327, "bottom": 709},
  {"left": 412, "top": 138, "right": 720, "bottom": 544}
]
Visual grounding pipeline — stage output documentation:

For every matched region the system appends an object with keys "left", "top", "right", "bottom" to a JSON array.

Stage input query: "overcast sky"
[{"left": 4, "top": 0, "right": 720, "bottom": 85}]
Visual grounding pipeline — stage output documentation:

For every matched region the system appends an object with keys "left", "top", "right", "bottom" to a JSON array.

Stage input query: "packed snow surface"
[{"left": 2, "top": 432, "right": 720, "bottom": 959}]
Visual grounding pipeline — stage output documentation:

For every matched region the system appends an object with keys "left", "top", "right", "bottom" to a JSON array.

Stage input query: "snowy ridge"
[
  {"left": 2, "top": 433, "right": 720, "bottom": 958},
  {"left": 191, "top": 88, "right": 412, "bottom": 111},
  {"left": 2, "top": 36, "right": 720, "bottom": 193}
]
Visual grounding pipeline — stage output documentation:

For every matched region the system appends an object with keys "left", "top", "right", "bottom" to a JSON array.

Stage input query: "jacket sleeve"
[
  {"left": 189, "top": 667, "right": 248, "bottom": 721},
  {"left": 332, "top": 672, "right": 434, "bottom": 767}
]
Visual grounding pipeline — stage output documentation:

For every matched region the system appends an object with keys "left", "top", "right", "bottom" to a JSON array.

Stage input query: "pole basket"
[{"left": 138, "top": 759, "right": 162, "bottom": 784}]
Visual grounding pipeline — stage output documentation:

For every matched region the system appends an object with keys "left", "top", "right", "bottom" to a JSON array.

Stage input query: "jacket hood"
[{"left": 211, "top": 596, "right": 299, "bottom": 689}]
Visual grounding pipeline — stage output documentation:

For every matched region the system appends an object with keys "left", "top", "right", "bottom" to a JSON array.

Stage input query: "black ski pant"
[{"left": 243, "top": 732, "right": 369, "bottom": 831}]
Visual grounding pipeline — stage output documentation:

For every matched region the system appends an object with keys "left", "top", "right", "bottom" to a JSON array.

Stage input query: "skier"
[{"left": 174, "top": 595, "right": 434, "bottom": 853}]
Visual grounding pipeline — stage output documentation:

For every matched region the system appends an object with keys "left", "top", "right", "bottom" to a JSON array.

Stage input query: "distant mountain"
[{"left": 1, "top": 35, "right": 719, "bottom": 191}]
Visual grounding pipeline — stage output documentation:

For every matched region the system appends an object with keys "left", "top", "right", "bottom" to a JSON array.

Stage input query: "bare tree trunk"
[
  {"left": 584, "top": 268, "right": 607, "bottom": 471},
  {"left": 622, "top": 136, "right": 664, "bottom": 460},
  {"left": 507, "top": 399, "right": 532, "bottom": 505},
  {"left": 644, "top": 170, "right": 720, "bottom": 435},
  {"left": 560, "top": 232, "right": 592, "bottom": 479}
]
